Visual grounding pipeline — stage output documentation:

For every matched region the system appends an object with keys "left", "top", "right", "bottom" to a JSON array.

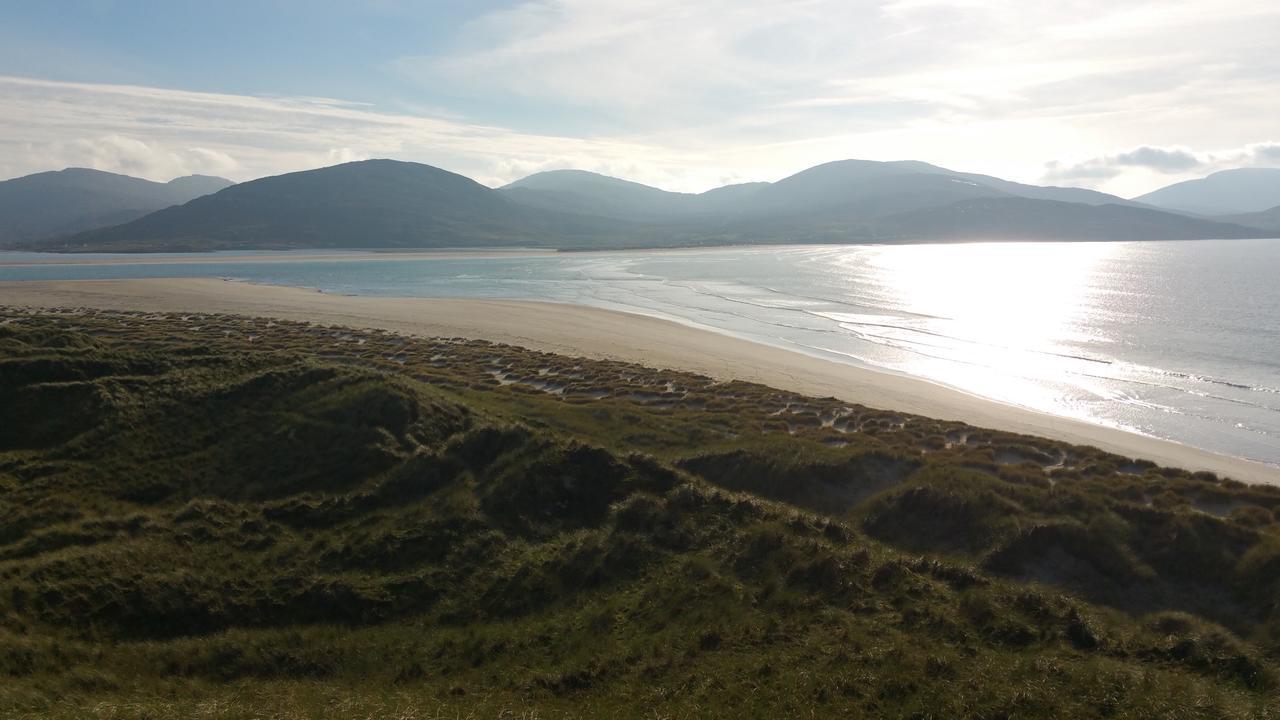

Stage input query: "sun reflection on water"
[{"left": 824, "top": 241, "right": 1122, "bottom": 417}]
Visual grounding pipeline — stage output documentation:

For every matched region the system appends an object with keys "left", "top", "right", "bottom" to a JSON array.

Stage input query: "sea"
[{"left": 2, "top": 239, "right": 1278, "bottom": 468}]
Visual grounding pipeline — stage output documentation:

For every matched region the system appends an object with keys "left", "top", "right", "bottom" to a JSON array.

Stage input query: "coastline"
[
  {"left": 0, "top": 248, "right": 556, "bottom": 267},
  {"left": 1, "top": 276, "right": 1277, "bottom": 485}
]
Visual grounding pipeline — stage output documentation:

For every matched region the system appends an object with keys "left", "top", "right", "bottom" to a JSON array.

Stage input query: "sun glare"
[{"left": 830, "top": 242, "right": 1120, "bottom": 413}]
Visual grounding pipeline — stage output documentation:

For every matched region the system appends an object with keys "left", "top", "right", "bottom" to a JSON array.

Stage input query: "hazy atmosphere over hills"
[
  {"left": 0, "top": 168, "right": 231, "bottom": 246},
  {"left": 1134, "top": 169, "right": 1280, "bottom": 216},
  {"left": 15, "top": 158, "right": 1271, "bottom": 253}
]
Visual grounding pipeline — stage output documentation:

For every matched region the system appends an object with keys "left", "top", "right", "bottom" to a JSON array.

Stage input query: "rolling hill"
[
  {"left": 871, "top": 197, "right": 1269, "bottom": 242},
  {"left": 4, "top": 308, "right": 1280, "bottom": 716},
  {"left": 1135, "top": 168, "right": 1280, "bottom": 215},
  {"left": 679, "top": 161, "right": 1261, "bottom": 244},
  {"left": 45, "top": 159, "right": 628, "bottom": 252},
  {"left": 0, "top": 168, "right": 232, "bottom": 246},
  {"left": 26, "top": 158, "right": 1272, "bottom": 252},
  {"left": 1220, "top": 205, "right": 1280, "bottom": 233},
  {"left": 499, "top": 160, "right": 1138, "bottom": 225},
  {"left": 499, "top": 169, "right": 704, "bottom": 221}
]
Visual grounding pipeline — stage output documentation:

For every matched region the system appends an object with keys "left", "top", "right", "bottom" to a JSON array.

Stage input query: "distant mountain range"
[
  {"left": 38, "top": 160, "right": 638, "bottom": 252},
  {"left": 0, "top": 168, "right": 233, "bottom": 246},
  {"left": 1134, "top": 168, "right": 1280, "bottom": 216},
  {"left": 1220, "top": 205, "right": 1280, "bottom": 232},
  {"left": 499, "top": 160, "right": 1137, "bottom": 225},
  {"left": 5, "top": 159, "right": 1276, "bottom": 253}
]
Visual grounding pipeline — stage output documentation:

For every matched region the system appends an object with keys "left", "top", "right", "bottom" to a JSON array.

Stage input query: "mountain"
[
  {"left": 1220, "top": 204, "right": 1280, "bottom": 233},
  {"left": 163, "top": 174, "right": 236, "bottom": 197},
  {"left": 689, "top": 196, "right": 1263, "bottom": 246},
  {"left": 736, "top": 161, "right": 1005, "bottom": 220},
  {"left": 872, "top": 197, "right": 1267, "bottom": 242},
  {"left": 748, "top": 159, "right": 1138, "bottom": 214},
  {"left": 500, "top": 169, "right": 699, "bottom": 221},
  {"left": 681, "top": 160, "right": 1259, "bottom": 244},
  {"left": 1135, "top": 168, "right": 1280, "bottom": 215},
  {"left": 499, "top": 170, "right": 773, "bottom": 222},
  {"left": 38, "top": 158, "right": 1270, "bottom": 252},
  {"left": 0, "top": 168, "right": 233, "bottom": 246},
  {"left": 47, "top": 160, "right": 626, "bottom": 252},
  {"left": 695, "top": 181, "right": 771, "bottom": 211},
  {"left": 500, "top": 160, "right": 1138, "bottom": 225}
]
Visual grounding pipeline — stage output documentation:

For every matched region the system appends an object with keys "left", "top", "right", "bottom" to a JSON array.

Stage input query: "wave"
[{"left": 822, "top": 315, "right": 1113, "bottom": 365}]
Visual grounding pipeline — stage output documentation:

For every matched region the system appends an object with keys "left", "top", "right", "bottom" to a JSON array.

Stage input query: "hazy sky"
[{"left": 1, "top": 0, "right": 1278, "bottom": 196}]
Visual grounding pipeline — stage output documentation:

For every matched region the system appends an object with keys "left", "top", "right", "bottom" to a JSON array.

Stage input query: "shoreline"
[
  {"left": 1, "top": 276, "right": 1276, "bottom": 485},
  {"left": 0, "top": 248, "right": 557, "bottom": 266}
]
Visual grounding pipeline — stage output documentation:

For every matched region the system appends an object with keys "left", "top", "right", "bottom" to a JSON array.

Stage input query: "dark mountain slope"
[
  {"left": 873, "top": 197, "right": 1269, "bottom": 242},
  {"left": 0, "top": 168, "right": 233, "bottom": 246},
  {"left": 694, "top": 196, "right": 1267, "bottom": 246},
  {"left": 46, "top": 160, "right": 624, "bottom": 252},
  {"left": 500, "top": 160, "right": 1140, "bottom": 227},
  {"left": 31, "top": 159, "right": 1271, "bottom": 252},
  {"left": 741, "top": 163, "right": 1007, "bottom": 219}
]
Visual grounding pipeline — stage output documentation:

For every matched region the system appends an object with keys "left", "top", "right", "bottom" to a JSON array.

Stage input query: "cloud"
[
  {"left": 50, "top": 135, "right": 242, "bottom": 180},
  {"left": 382, "top": 0, "right": 1280, "bottom": 196},
  {"left": 1042, "top": 160, "right": 1123, "bottom": 183},
  {"left": 1044, "top": 142, "right": 1280, "bottom": 186},
  {"left": 1043, "top": 146, "right": 1205, "bottom": 183},
  {"left": 0, "top": 74, "right": 695, "bottom": 189},
  {"left": 4, "top": 0, "right": 1280, "bottom": 198},
  {"left": 1111, "top": 147, "right": 1201, "bottom": 172},
  {"left": 1250, "top": 142, "right": 1280, "bottom": 164},
  {"left": 396, "top": 0, "right": 1280, "bottom": 133}
]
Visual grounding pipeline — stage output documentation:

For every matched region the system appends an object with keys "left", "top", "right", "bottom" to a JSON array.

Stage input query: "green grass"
[{"left": 1, "top": 307, "right": 1278, "bottom": 718}]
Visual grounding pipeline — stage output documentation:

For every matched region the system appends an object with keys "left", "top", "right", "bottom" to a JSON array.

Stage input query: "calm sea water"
[{"left": 2, "top": 240, "right": 1278, "bottom": 467}]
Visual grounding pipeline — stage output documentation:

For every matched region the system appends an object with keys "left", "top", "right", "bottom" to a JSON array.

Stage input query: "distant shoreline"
[
  {"left": 6, "top": 234, "right": 1279, "bottom": 265},
  {"left": 1, "top": 276, "right": 1277, "bottom": 485},
  {"left": 0, "top": 248, "right": 558, "bottom": 267}
]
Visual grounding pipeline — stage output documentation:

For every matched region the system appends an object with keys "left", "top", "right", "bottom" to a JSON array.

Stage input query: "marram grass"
[{"left": 1, "top": 307, "right": 1278, "bottom": 718}]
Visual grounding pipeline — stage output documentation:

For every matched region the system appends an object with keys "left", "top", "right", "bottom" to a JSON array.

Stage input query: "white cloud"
[
  {"left": 391, "top": 0, "right": 1280, "bottom": 194},
  {"left": 42, "top": 135, "right": 243, "bottom": 180},
  {"left": 3, "top": 0, "right": 1280, "bottom": 197},
  {"left": 1044, "top": 142, "right": 1280, "bottom": 194},
  {"left": 0, "top": 74, "right": 693, "bottom": 189},
  {"left": 1044, "top": 146, "right": 1203, "bottom": 184}
]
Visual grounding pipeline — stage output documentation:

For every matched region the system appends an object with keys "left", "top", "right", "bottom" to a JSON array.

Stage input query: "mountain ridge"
[
  {"left": 0, "top": 167, "right": 233, "bottom": 246},
  {"left": 19, "top": 158, "right": 1272, "bottom": 252},
  {"left": 0, "top": 166, "right": 235, "bottom": 244},
  {"left": 1135, "top": 168, "right": 1280, "bottom": 215},
  {"left": 42, "top": 159, "right": 633, "bottom": 252},
  {"left": 1220, "top": 204, "right": 1280, "bottom": 232}
]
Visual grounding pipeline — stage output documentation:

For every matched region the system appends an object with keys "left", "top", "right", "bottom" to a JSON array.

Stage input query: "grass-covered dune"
[{"left": 1, "top": 308, "right": 1279, "bottom": 718}]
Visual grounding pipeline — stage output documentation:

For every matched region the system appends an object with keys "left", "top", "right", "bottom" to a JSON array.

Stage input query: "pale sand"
[{"left": 1, "top": 277, "right": 1276, "bottom": 485}]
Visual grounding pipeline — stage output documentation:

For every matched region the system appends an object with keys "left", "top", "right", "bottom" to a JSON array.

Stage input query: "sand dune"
[{"left": 1, "top": 276, "right": 1276, "bottom": 485}]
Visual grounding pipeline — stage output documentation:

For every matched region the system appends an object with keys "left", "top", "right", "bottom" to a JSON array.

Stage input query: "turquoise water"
[{"left": 2, "top": 240, "right": 1278, "bottom": 468}]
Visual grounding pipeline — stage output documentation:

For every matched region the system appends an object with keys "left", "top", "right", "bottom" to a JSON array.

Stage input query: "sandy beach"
[{"left": 1, "top": 276, "right": 1277, "bottom": 485}]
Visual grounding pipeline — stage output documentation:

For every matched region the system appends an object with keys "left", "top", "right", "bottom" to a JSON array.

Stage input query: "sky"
[{"left": 1, "top": 0, "right": 1278, "bottom": 196}]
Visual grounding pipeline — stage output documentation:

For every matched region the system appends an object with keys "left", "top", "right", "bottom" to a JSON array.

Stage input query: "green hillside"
[
  {"left": 42, "top": 160, "right": 633, "bottom": 252},
  {"left": 2, "top": 308, "right": 1279, "bottom": 718},
  {"left": 0, "top": 169, "right": 233, "bottom": 247},
  {"left": 31, "top": 159, "right": 1269, "bottom": 252}
]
